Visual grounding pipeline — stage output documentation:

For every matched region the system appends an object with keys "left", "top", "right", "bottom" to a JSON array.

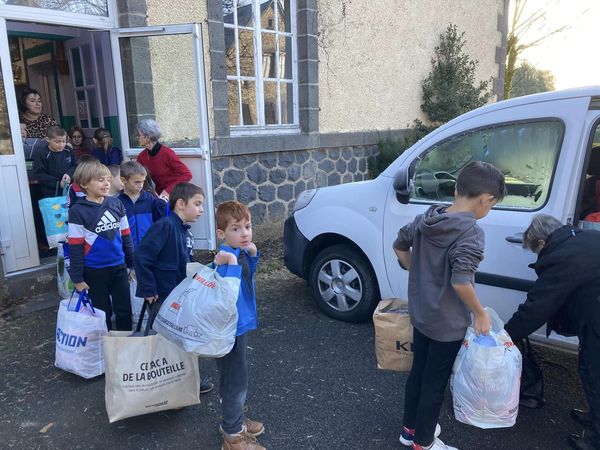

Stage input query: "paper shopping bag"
[
  {"left": 373, "top": 298, "right": 413, "bottom": 372},
  {"left": 103, "top": 329, "right": 200, "bottom": 423}
]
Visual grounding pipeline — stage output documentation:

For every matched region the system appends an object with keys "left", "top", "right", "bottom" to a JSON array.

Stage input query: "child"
[
  {"left": 68, "top": 159, "right": 134, "bottom": 331},
  {"left": 393, "top": 161, "right": 505, "bottom": 450},
  {"left": 117, "top": 161, "right": 168, "bottom": 248},
  {"left": 213, "top": 200, "right": 264, "bottom": 450},
  {"left": 91, "top": 128, "right": 122, "bottom": 166},
  {"left": 134, "top": 182, "right": 214, "bottom": 394},
  {"left": 67, "top": 126, "right": 90, "bottom": 161},
  {"left": 67, "top": 154, "right": 98, "bottom": 209},
  {"left": 108, "top": 165, "right": 124, "bottom": 196},
  {"left": 32, "top": 125, "right": 76, "bottom": 198}
]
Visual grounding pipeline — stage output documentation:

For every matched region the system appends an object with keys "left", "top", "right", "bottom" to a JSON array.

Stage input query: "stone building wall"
[{"left": 211, "top": 145, "right": 377, "bottom": 224}]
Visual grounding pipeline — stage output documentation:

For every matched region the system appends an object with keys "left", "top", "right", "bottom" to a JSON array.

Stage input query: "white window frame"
[
  {"left": 224, "top": 0, "right": 299, "bottom": 135},
  {"left": 0, "top": 0, "right": 117, "bottom": 29}
]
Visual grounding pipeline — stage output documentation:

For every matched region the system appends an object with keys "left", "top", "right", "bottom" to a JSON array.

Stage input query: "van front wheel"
[{"left": 309, "top": 245, "right": 379, "bottom": 322}]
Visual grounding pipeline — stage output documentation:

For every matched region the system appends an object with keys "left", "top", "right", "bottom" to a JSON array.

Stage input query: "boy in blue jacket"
[
  {"left": 213, "top": 200, "right": 264, "bottom": 450},
  {"left": 134, "top": 182, "right": 213, "bottom": 394},
  {"left": 117, "top": 161, "right": 167, "bottom": 247}
]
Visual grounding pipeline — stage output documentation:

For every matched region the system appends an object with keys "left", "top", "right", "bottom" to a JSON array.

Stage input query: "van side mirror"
[{"left": 393, "top": 165, "right": 414, "bottom": 204}]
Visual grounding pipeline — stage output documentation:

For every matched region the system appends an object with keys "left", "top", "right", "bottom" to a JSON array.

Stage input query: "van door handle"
[{"left": 505, "top": 233, "right": 523, "bottom": 244}]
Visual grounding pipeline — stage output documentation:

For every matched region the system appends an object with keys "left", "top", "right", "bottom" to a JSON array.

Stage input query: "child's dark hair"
[
  {"left": 216, "top": 200, "right": 251, "bottom": 230},
  {"left": 46, "top": 125, "right": 67, "bottom": 138},
  {"left": 120, "top": 160, "right": 147, "bottom": 180},
  {"left": 94, "top": 127, "right": 113, "bottom": 152},
  {"left": 456, "top": 161, "right": 506, "bottom": 201},
  {"left": 77, "top": 154, "right": 98, "bottom": 165},
  {"left": 169, "top": 182, "right": 204, "bottom": 210}
]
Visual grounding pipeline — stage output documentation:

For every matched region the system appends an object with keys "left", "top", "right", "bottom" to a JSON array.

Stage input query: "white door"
[
  {"left": 110, "top": 24, "right": 215, "bottom": 249},
  {"left": 0, "top": 18, "right": 40, "bottom": 272},
  {"left": 64, "top": 30, "right": 105, "bottom": 135},
  {"left": 383, "top": 96, "right": 590, "bottom": 347}
]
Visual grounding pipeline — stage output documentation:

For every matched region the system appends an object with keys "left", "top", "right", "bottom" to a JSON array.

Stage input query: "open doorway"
[{"left": 6, "top": 21, "right": 119, "bottom": 259}]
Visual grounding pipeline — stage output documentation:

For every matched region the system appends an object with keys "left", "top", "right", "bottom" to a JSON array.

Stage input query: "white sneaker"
[
  {"left": 399, "top": 423, "right": 442, "bottom": 446},
  {"left": 413, "top": 437, "right": 458, "bottom": 450}
]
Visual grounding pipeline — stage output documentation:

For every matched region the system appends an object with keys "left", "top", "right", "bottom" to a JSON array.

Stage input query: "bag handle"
[
  {"left": 55, "top": 181, "right": 69, "bottom": 197},
  {"left": 135, "top": 299, "right": 161, "bottom": 336},
  {"left": 69, "top": 289, "right": 97, "bottom": 314}
]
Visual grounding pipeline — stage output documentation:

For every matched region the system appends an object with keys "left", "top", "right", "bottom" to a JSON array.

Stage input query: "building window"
[{"left": 223, "top": 0, "right": 298, "bottom": 130}]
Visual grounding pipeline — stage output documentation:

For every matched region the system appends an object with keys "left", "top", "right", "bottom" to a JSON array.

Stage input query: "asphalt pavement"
[{"left": 0, "top": 269, "right": 588, "bottom": 449}]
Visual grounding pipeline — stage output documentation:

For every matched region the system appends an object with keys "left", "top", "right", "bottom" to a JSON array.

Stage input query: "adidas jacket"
[
  {"left": 134, "top": 214, "right": 193, "bottom": 300},
  {"left": 68, "top": 196, "right": 134, "bottom": 283},
  {"left": 117, "top": 190, "right": 168, "bottom": 247}
]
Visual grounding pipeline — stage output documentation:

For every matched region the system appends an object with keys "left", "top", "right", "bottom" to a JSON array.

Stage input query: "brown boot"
[
  {"left": 222, "top": 429, "right": 265, "bottom": 450},
  {"left": 243, "top": 418, "right": 265, "bottom": 437}
]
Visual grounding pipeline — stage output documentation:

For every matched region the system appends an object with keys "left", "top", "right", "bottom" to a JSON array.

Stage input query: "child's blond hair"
[{"left": 74, "top": 160, "right": 111, "bottom": 189}]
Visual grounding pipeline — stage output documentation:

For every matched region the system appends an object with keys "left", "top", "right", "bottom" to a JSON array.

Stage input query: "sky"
[{"left": 514, "top": 0, "right": 600, "bottom": 90}]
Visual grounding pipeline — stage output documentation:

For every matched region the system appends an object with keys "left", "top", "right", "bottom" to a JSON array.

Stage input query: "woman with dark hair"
[
  {"left": 136, "top": 119, "right": 192, "bottom": 200},
  {"left": 19, "top": 88, "right": 58, "bottom": 138},
  {"left": 91, "top": 127, "right": 122, "bottom": 166},
  {"left": 68, "top": 126, "right": 90, "bottom": 161}
]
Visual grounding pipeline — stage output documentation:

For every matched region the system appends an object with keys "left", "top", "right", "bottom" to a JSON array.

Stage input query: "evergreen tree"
[{"left": 421, "top": 24, "right": 492, "bottom": 126}]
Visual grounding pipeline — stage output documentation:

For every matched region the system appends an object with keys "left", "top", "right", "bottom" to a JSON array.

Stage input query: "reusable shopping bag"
[
  {"left": 57, "top": 241, "right": 74, "bottom": 300},
  {"left": 129, "top": 279, "right": 148, "bottom": 330},
  {"left": 518, "top": 337, "right": 545, "bottom": 408},
  {"left": 38, "top": 183, "right": 68, "bottom": 248},
  {"left": 55, "top": 290, "right": 108, "bottom": 379},
  {"left": 451, "top": 308, "right": 522, "bottom": 429},
  {"left": 372, "top": 298, "right": 413, "bottom": 372},
  {"left": 153, "top": 264, "right": 240, "bottom": 357},
  {"left": 103, "top": 303, "right": 200, "bottom": 423}
]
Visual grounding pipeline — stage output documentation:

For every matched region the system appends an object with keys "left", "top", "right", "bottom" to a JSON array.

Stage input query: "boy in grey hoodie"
[{"left": 393, "top": 161, "right": 505, "bottom": 450}]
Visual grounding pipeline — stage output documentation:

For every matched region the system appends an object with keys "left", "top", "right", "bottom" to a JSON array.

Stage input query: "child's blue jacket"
[
  {"left": 118, "top": 190, "right": 168, "bottom": 247},
  {"left": 216, "top": 244, "right": 260, "bottom": 336}
]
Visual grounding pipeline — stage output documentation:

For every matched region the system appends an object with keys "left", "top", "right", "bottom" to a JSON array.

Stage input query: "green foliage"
[
  {"left": 509, "top": 61, "right": 555, "bottom": 98},
  {"left": 421, "top": 24, "right": 492, "bottom": 125},
  {"left": 368, "top": 121, "right": 433, "bottom": 178}
]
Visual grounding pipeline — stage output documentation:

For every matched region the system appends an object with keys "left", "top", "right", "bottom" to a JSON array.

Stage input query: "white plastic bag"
[
  {"left": 129, "top": 280, "right": 148, "bottom": 330},
  {"left": 153, "top": 264, "right": 240, "bottom": 357},
  {"left": 55, "top": 291, "right": 108, "bottom": 378},
  {"left": 451, "top": 308, "right": 522, "bottom": 429}
]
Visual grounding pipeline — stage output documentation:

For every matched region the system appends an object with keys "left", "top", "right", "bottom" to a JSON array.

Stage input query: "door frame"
[{"left": 0, "top": 17, "right": 40, "bottom": 272}]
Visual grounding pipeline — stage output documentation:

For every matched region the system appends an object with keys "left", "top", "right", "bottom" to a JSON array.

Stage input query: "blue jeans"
[{"left": 216, "top": 333, "right": 249, "bottom": 434}]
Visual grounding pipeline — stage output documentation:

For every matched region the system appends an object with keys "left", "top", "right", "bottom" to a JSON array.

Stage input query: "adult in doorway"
[
  {"left": 136, "top": 119, "right": 192, "bottom": 200},
  {"left": 504, "top": 214, "right": 600, "bottom": 450},
  {"left": 19, "top": 88, "right": 58, "bottom": 138}
]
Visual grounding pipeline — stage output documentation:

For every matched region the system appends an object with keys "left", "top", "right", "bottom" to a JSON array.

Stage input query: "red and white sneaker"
[
  {"left": 399, "top": 423, "right": 441, "bottom": 446},
  {"left": 412, "top": 437, "right": 458, "bottom": 450}
]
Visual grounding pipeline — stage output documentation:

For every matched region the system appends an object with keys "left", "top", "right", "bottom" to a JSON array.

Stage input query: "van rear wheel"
[{"left": 309, "top": 244, "right": 379, "bottom": 322}]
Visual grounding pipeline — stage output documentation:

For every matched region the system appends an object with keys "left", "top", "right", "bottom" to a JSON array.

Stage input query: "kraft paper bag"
[
  {"left": 373, "top": 298, "right": 413, "bottom": 372},
  {"left": 103, "top": 331, "right": 200, "bottom": 423}
]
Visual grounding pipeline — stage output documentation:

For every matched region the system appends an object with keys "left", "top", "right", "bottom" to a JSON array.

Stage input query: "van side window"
[{"left": 411, "top": 120, "right": 563, "bottom": 209}]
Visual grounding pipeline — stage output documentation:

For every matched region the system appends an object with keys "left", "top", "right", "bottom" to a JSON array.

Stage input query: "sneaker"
[
  {"left": 222, "top": 429, "right": 265, "bottom": 450},
  {"left": 413, "top": 437, "right": 458, "bottom": 450},
  {"left": 200, "top": 377, "right": 214, "bottom": 394},
  {"left": 243, "top": 418, "right": 265, "bottom": 437},
  {"left": 400, "top": 423, "right": 441, "bottom": 446}
]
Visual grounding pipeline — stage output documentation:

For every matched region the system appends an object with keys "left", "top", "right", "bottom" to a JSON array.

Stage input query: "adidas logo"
[{"left": 95, "top": 210, "right": 120, "bottom": 233}]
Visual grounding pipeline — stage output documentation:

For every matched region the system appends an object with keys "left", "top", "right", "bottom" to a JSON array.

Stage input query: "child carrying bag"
[
  {"left": 103, "top": 301, "right": 200, "bottom": 423},
  {"left": 153, "top": 264, "right": 240, "bottom": 358},
  {"left": 451, "top": 308, "right": 522, "bottom": 429},
  {"left": 55, "top": 290, "right": 108, "bottom": 379},
  {"left": 39, "top": 182, "right": 69, "bottom": 248},
  {"left": 373, "top": 298, "right": 413, "bottom": 372}
]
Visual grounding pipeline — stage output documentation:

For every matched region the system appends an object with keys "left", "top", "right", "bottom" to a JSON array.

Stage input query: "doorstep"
[{"left": 3, "top": 256, "right": 58, "bottom": 314}]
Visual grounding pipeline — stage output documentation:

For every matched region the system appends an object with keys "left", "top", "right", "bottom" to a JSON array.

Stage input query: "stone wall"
[{"left": 211, "top": 145, "right": 377, "bottom": 224}]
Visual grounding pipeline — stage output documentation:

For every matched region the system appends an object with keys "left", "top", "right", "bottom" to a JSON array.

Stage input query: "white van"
[{"left": 283, "top": 87, "right": 600, "bottom": 350}]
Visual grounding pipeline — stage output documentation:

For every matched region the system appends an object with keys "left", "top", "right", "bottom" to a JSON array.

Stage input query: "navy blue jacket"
[
  {"left": 134, "top": 214, "right": 193, "bottom": 300},
  {"left": 117, "top": 191, "right": 168, "bottom": 247},
  {"left": 216, "top": 244, "right": 260, "bottom": 336},
  {"left": 32, "top": 145, "right": 77, "bottom": 198},
  {"left": 92, "top": 146, "right": 122, "bottom": 166}
]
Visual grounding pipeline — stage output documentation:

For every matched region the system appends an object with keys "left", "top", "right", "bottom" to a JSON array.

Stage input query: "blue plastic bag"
[{"left": 39, "top": 183, "right": 69, "bottom": 248}]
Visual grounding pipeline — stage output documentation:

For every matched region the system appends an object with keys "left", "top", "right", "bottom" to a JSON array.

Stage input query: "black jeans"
[
  {"left": 578, "top": 324, "right": 600, "bottom": 447},
  {"left": 84, "top": 264, "right": 132, "bottom": 331},
  {"left": 216, "top": 333, "right": 249, "bottom": 435},
  {"left": 403, "top": 327, "right": 463, "bottom": 446}
]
